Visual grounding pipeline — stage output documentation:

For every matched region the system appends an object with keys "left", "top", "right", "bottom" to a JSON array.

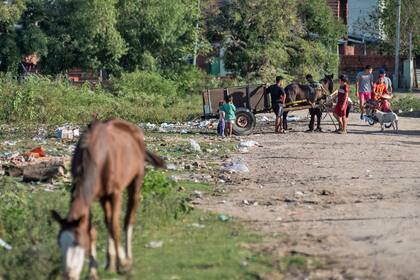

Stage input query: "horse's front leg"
[
  {"left": 101, "top": 197, "right": 117, "bottom": 272},
  {"left": 88, "top": 226, "right": 99, "bottom": 280}
]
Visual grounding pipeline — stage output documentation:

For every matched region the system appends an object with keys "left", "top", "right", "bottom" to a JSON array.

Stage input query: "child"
[
  {"left": 373, "top": 75, "right": 388, "bottom": 101},
  {"left": 334, "top": 75, "right": 349, "bottom": 134},
  {"left": 217, "top": 100, "right": 225, "bottom": 138},
  {"left": 221, "top": 96, "right": 236, "bottom": 137}
]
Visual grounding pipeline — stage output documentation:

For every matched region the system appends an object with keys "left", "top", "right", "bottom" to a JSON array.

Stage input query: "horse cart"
[{"left": 202, "top": 84, "right": 325, "bottom": 135}]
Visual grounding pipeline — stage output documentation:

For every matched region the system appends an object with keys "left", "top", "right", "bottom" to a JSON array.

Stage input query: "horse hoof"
[
  {"left": 118, "top": 263, "right": 133, "bottom": 275},
  {"left": 88, "top": 271, "right": 99, "bottom": 280},
  {"left": 105, "top": 264, "right": 117, "bottom": 273}
]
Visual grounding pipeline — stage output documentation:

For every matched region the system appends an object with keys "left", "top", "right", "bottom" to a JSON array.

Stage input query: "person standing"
[
  {"left": 217, "top": 100, "right": 226, "bottom": 138},
  {"left": 379, "top": 68, "right": 393, "bottom": 94},
  {"left": 334, "top": 75, "right": 350, "bottom": 134},
  {"left": 356, "top": 65, "right": 374, "bottom": 119},
  {"left": 305, "top": 74, "right": 323, "bottom": 132},
  {"left": 267, "top": 76, "right": 286, "bottom": 133},
  {"left": 220, "top": 96, "right": 236, "bottom": 137}
]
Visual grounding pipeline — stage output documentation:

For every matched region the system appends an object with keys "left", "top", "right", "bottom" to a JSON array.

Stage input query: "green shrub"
[
  {"left": 0, "top": 74, "right": 202, "bottom": 124},
  {"left": 111, "top": 71, "right": 178, "bottom": 107}
]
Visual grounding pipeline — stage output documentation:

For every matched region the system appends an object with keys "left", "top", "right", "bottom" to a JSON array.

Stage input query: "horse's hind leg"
[{"left": 124, "top": 174, "right": 144, "bottom": 268}]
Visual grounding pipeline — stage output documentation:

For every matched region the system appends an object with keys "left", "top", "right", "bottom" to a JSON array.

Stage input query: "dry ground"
[{"left": 199, "top": 111, "right": 420, "bottom": 280}]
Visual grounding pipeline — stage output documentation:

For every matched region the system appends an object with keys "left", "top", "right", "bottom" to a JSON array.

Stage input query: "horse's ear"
[{"left": 51, "top": 210, "right": 64, "bottom": 226}]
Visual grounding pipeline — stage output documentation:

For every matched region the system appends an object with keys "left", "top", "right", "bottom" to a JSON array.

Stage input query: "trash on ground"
[
  {"left": 218, "top": 214, "right": 231, "bottom": 222},
  {"left": 189, "top": 139, "right": 201, "bottom": 153},
  {"left": 237, "top": 147, "right": 249, "bottom": 153},
  {"left": 2, "top": 141, "right": 17, "bottom": 146},
  {"left": 222, "top": 159, "right": 249, "bottom": 173},
  {"left": 189, "top": 223, "right": 206, "bottom": 229},
  {"left": 237, "top": 140, "right": 260, "bottom": 148},
  {"left": 23, "top": 146, "right": 46, "bottom": 159},
  {"left": 55, "top": 126, "right": 80, "bottom": 140},
  {"left": 145, "top": 240, "right": 163, "bottom": 249},
  {"left": 287, "top": 115, "right": 303, "bottom": 122},
  {"left": 0, "top": 238, "right": 12, "bottom": 250},
  {"left": 192, "top": 190, "right": 203, "bottom": 198},
  {"left": 295, "top": 191, "right": 304, "bottom": 196},
  {"left": 166, "top": 163, "right": 178, "bottom": 170}
]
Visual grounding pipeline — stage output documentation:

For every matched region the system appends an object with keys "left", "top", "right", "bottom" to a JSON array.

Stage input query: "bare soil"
[{"left": 199, "top": 112, "right": 420, "bottom": 280}]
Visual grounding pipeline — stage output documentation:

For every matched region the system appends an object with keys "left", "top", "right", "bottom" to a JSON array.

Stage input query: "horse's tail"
[{"left": 145, "top": 150, "right": 166, "bottom": 169}]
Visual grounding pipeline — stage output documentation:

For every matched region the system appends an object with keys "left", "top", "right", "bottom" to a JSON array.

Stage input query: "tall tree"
[
  {"left": 0, "top": 0, "right": 26, "bottom": 72},
  {"left": 117, "top": 0, "right": 205, "bottom": 72},
  {"left": 41, "top": 0, "right": 126, "bottom": 73},
  {"left": 206, "top": 0, "right": 344, "bottom": 80}
]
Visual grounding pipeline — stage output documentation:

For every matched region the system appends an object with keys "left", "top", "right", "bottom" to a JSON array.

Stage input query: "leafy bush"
[
  {"left": 392, "top": 96, "right": 420, "bottom": 112},
  {"left": 111, "top": 71, "right": 178, "bottom": 107},
  {"left": 0, "top": 74, "right": 202, "bottom": 124}
]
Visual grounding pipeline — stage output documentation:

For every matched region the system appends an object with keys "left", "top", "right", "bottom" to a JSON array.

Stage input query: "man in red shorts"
[{"left": 356, "top": 65, "right": 374, "bottom": 119}]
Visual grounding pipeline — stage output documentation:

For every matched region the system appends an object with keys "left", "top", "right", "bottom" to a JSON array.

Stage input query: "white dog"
[{"left": 374, "top": 111, "right": 399, "bottom": 131}]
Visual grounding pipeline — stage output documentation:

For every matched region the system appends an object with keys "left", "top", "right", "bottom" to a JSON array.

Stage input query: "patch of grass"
[
  {"left": 280, "top": 256, "right": 307, "bottom": 270},
  {"left": 0, "top": 174, "right": 276, "bottom": 280}
]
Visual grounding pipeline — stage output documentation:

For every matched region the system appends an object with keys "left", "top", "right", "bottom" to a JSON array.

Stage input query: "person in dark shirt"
[
  {"left": 267, "top": 76, "right": 286, "bottom": 133},
  {"left": 306, "top": 74, "right": 323, "bottom": 132}
]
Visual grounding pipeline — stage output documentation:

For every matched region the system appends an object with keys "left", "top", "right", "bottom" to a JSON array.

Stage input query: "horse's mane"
[{"left": 70, "top": 120, "right": 99, "bottom": 206}]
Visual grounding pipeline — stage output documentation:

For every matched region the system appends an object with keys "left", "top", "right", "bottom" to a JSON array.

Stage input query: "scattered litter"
[
  {"left": 237, "top": 140, "right": 259, "bottom": 148},
  {"left": 218, "top": 215, "right": 231, "bottom": 222},
  {"left": 242, "top": 200, "right": 250, "bottom": 205},
  {"left": 238, "top": 147, "right": 249, "bottom": 153},
  {"left": 222, "top": 159, "right": 249, "bottom": 173},
  {"left": 295, "top": 191, "right": 304, "bottom": 196},
  {"left": 145, "top": 240, "right": 163, "bottom": 249},
  {"left": 2, "top": 141, "right": 17, "bottom": 146},
  {"left": 189, "top": 223, "right": 206, "bottom": 229},
  {"left": 240, "top": 261, "right": 249, "bottom": 267},
  {"left": 189, "top": 139, "right": 201, "bottom": 153},
  {"left": 166, "top": 163, "right": 178, "bottom": 170},
  {"left": 287, "top": 115, "right": 303, "bottom": 122},
  {"left": 139, "top": 120, "right": 217, "bottom": 134},
  {"left": 0, "top": 238, "right": 12, "bottom": 250},
  {"left": 55, "top": 126, "right": 80, "bottom": 140},
  {"left": 218, "top": 214, "right": 232, "bottom": 222},
  {"left": 23, "top": 146, "right": 46, "bottom": 159},
  {"left": 192, "top": 190, "right": 203, "bottom": 198}
]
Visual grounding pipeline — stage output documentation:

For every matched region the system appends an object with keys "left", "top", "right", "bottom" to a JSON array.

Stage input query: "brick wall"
[{"left": 340, "top": 55, "right": 397, "bottom": 81}]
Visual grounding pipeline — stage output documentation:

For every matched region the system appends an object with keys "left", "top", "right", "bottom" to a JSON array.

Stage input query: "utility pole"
[
  {"left": 393, "top": 0, "right": 401, "bottom": 89},
  {"left": 409, "top": 32, "right": 413, "bottom": 92},
  {"left": 193, "top": 0, "right": 201, "bottom": 66}
]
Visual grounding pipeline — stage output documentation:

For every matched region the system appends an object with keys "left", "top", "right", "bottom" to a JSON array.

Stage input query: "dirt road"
[{"left": 200, "top": 112, "right": 420, "bottom": 280}]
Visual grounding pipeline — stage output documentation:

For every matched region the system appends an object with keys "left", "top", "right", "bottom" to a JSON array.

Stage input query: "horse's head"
[
  {"left": 51, "top": 210, "right": 87, "bottom": 280},
  {"left": 321, "top": 74, "right": 334, "bottom": 94}
]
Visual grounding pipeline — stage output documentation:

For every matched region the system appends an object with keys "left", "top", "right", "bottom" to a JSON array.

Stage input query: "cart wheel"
[
  {"left": 366, "top": 116, "right": 376, "bottom": 126},
  {"left": 233, "top": 109, "right": 256, "bottom": 136}
]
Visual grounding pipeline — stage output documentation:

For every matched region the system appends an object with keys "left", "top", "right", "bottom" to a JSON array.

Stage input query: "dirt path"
[{"left": 199, "top": 112, "right": 420, "bottom": 280}]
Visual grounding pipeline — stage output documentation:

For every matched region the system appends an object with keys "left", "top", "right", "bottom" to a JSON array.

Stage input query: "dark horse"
[
  {"left": 282, "top": 74, "right": 334, "bottom": 130},
  {"left": 51, "top": 119, "right": 165, "bottom": 280}
]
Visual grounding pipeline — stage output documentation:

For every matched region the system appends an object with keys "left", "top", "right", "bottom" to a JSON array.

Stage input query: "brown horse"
[
  {"left": 282, "top": 76, "right": 331, "bottom": 130},
  {"left": 51, "top": 119, "right": 165, "bottom": 280}
]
